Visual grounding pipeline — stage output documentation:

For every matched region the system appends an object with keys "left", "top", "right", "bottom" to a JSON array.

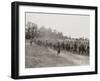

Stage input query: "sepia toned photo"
[
  {"left": 25, "top": 12, "right": 90, "bottom": 68},
  {"left": 11, "top": 2, "right": 97, "bottom": 79}
]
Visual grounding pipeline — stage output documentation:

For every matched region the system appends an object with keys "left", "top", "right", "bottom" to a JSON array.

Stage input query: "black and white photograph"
[
  {"left": 11, "top": 1, "right": 97, "bottom": 79},
  {"left": 25, "top": 12, "right": 90, "bottom": 68}
]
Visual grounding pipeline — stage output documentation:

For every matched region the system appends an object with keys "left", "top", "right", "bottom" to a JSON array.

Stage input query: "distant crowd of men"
[{"left": 30, "top": 38, "right": 89, "bottom": 56}]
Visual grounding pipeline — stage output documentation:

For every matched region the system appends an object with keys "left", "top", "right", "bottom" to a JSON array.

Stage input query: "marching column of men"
[{"left": 30, "top": 38, "right": 89, "bottom": 56}]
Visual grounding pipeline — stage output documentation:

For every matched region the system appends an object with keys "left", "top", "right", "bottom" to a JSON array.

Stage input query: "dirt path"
[
  {"left": 48, "top": 48, "right": 89, "bottom": 65},
  {"left": 25, "top": 42, "right": 89, "bottom": 68}
]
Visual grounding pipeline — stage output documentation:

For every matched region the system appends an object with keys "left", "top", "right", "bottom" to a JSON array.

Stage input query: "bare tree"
[{"left": 25, "top": 22, "right": 39, "bottom": 39}]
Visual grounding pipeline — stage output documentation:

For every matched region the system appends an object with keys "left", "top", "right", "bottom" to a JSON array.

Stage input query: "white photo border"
[{"left": 19, "top": 5, "right": 96, "bottom": 76}]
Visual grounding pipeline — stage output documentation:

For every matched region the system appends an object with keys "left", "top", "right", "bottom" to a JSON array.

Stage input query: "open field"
[{"left": 25, "top": 41, "right": 89, "bottom": 68}]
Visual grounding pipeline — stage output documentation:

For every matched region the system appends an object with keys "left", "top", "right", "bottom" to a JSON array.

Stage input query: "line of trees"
[
  {"left": 25, "top": 22, "right": 64, "bottom": 40},
  {"left": 25, "top": 22, "right": 89, "bottom": 41}
]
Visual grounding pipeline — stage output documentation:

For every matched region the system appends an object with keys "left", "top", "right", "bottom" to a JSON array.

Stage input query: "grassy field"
[{"left": 25, "top": 41, "right": 89, "bottom": 68}]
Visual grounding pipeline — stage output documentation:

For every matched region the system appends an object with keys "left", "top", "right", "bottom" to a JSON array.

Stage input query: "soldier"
[
  {"left": 57, "top": 47, "right": 60, "bottom": 56},
  {"left": 57, "top": 42, "right": 61, "bottom": 56},
  {"left": 30, "top": 38, "right": 33, "bottom": 46}
]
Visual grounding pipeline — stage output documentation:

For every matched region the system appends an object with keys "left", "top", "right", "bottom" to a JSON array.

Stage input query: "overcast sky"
[{"left": 26, "top": 12, "right": 90, "bottom": 39}]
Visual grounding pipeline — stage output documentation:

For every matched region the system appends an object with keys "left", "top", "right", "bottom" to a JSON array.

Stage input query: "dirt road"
[{"left": 25, "top": 42, "right": 89, "bottom": 68}]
